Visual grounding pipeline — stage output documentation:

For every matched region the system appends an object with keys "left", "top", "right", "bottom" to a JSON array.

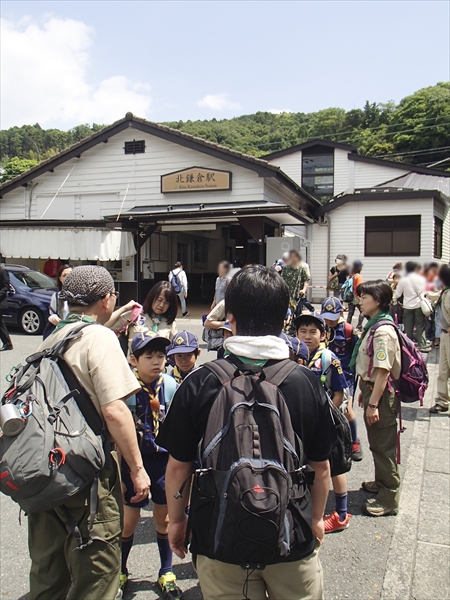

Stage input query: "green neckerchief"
[
  {"left": 349, "top": 311, "right": 393, "bottom": 370},
  {"left": 54, "top": 311, "right": 97, "bottom": 332},
  {"left": 223, "top": 350, "right": 267, "bottom": 367},
  {"left": 150, "top": 312, "right": 162, "bottom": 333},
  {"left": 436, "top": 287, "right": 450, "bottom": 307}
]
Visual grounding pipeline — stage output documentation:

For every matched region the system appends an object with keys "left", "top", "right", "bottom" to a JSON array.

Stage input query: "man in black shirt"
[{"left": 157, "top": 265, "right": 335, "bottom": 600}]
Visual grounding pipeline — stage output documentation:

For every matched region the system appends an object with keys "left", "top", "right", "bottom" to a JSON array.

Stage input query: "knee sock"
[
  {"left": 157, "top": 531, "right": 173, "bottom": 578},
  {"left": 349, "top": 418, "right": 359, "bottom": 444},
  {"left": 335, "top": 492, "right": 348, "bottom": 521},
  {"left": 121, "top": 534, "right": 134, "bottom": 576}
]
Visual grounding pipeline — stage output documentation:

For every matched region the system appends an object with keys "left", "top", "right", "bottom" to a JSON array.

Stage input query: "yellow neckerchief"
[
  {"left": 326, "top": 317, "right": 345, "bottom": 345},
  {"left": 172, "top": 365, "right": 184, "bottom": 384},
  {"left": 136, "top": 373, "right": 164, "bottom": 439},
  {"left": 308, "top": 342, "right": 326, "bottom": 368}
]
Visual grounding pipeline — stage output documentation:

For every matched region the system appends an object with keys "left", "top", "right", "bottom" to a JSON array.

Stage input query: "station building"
[{"left": 0, "top": 113, "right": 449, "bottom": 303}]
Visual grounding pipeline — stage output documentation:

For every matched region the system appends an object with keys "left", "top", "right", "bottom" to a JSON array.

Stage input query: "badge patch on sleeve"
[{"left": 376, "top": 350, "right": 387, "bottom": 361}]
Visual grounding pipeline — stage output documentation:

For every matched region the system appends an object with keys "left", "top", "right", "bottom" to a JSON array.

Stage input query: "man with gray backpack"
[
  {"left": 157, "top": 265, "right": 335, "bottom": 600},
  {"left": 0, "top": 266, "right": 150, "bottom": 600}
]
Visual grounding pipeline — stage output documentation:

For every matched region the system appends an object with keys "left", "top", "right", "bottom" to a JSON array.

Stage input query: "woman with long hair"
[{"left": 109, "top": 281, "right": 178, "bottom": 348}]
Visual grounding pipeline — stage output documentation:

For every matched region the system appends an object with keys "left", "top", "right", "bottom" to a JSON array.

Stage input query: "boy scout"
[
  {"left": 33, "top": 266, "right": 150, "bottom": 600},
  {"left": 296, "top": 313, "right": 352, "bottom": 533},
  {"left": 351, "top": 280, "right": 401, "bottom": 517},
  {"left": 321, "top": 297, "right": 362, "bottom": 461}
]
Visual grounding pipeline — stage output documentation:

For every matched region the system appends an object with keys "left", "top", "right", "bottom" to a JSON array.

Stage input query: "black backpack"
[
  {"left": 188, "top": 358, "right": 315, "bottom": 568},
  {"left": 319, "top": 349, "right": 353, "bottom": 477}
]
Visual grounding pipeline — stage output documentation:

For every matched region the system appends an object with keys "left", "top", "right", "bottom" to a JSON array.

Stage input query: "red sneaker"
[
  {"left": 324, "top": 511, "right": 352, "bottom": 533},
  {"left": 352, "top": 440, "right": 363, "bottom": 461}
]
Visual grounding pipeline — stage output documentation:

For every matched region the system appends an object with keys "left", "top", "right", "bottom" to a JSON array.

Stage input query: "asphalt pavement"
[{"left": 0, "top": 315, "right": 449, "bottom": 600}]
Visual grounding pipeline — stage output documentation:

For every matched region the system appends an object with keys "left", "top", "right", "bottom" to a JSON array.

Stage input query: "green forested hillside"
[{"left": 1, "top": 82, "right": 449, "bottom": 182}]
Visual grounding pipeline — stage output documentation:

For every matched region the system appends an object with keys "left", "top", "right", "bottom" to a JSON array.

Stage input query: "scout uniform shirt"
[
  {"left": 355, "top": 324, "right": 401, "bottom": 382},
  {"left": 127, "top": 373, "right": 177, "bottom": 454},
  {"left": 112, "top": 311, "right": 177, "bottom": 351},
  {"left": 308, "top": 343, "right": 349, "bottom": 395},
  {"left": 38, "top": 321, "right": 140, "bottom": 416}
]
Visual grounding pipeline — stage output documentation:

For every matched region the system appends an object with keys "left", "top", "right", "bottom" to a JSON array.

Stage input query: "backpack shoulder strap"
[
  {"left": 203, "top": 358, "right": 240, "bottom": 385},
  {"left": 366, "top": 320, "right": 397, "bottom": 378},
  {"left": 344, "top": 322, "right": 353, "bottom": 344},
  {"left": 320, "top": 348, "right": 333, "bottom": 375},
  {"left": 366, "top": 320, "right": 396, "bottom": 353},
  {"left": 262, "top": 359, "right": 298, "bottom": 387},
  {"left": 162, "top": 373, "right": 178, "bottom": 406}
]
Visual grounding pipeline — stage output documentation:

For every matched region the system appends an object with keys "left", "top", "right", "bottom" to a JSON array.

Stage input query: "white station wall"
[
  {"left": 309, "top": 197, "right": 437, "bottom": 300},
  {"left": 0, "top": 129, "right": 265, "bottom": 222}
]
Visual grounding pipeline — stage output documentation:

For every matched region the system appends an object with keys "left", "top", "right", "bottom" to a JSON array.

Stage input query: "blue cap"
[
  {"left": 279, "top": 332, "right": 292, "bottom": 348},
  {"left": 294, "top": 311, "right": 325, "bottom": 332},
  {"left": 167, "top": 330, "right": 199, "bottom": 356},
  {"left": 131, "top": 329, "right": 170, "bottom": 354},
  {"left": 290, "top": 337, "right": 310, "bottom": 362},
  {"left": 320, "top": 297, "right": 344, "bottom": 321},
  {"left": 218, "top": 320, "right": 232, "bottom": 333}
]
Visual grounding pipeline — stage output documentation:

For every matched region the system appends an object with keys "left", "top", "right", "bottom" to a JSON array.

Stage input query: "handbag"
[
  {"left": 420, "top": 297, "right": 433, "bottom": 317},
  {"left": 412, "top": 282, "right": 432, "bottom": 317}
]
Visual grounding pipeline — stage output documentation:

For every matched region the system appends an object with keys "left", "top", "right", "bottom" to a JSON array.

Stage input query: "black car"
[{"left": 3, "top": 265, "right": 57, "bottom": 335}]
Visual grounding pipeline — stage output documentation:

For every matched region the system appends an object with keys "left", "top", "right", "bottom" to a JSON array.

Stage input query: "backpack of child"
[
  {"left": 341, "top": 276, "right": 355, "bottom": 303},
  {"left": 366, "top": 320, "right": 428, "bottom": 405},
  {"left": 319, "top": 349, "right": 353, "bottom": 477},
  {"left": 170, "top": 270, "right": 183, "bottom": 294},
  {"left": 0, "top": 323, "right": 107, "bottom": 521},
  {"left": 187, "top": 357, "right": 314, "bottom": 569}
]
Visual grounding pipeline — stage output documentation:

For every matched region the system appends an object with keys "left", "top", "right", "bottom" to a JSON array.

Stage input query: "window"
[
  {"left": 365, "top": 215, "right": 421, "bottom": 256},
  {"left": 124, "top": 140, "right": 145, "bottom": 154},
  {"left": 302, "top": 151, "right": 334, "bottom": 203},
  {"left": 434, "top": 216, "right": 443, "bottom": 259},
  {"left": 150, "top": 231, "right": 168, "bottom": 260}
]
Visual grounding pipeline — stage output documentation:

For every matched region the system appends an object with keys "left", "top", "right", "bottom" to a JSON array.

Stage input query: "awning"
[{"left": 0, "top": 228, "right": 136, "bottom": 261}]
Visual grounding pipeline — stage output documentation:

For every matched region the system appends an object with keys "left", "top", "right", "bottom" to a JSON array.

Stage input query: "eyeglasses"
[{"left": 110, "top": 291, "right": 120, "bottom": 298}]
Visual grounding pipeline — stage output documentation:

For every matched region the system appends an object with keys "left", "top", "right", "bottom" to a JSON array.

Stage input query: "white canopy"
[{"left": 0, "top": 228, "right": 136, "bottom": 261}]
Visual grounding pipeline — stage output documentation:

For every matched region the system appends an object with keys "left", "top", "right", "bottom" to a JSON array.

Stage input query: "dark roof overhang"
[
  {"left": 318, "top": 188, "right": 446, "bottom": 216},
  {"left": 264, "top": 138, "right": 358, "bottom": 160},
  {"left": 348, "top": 153, "right": 450, "bottom": 177}
]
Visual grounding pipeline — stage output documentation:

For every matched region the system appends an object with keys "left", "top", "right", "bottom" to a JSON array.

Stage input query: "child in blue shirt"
[
  {"left": 321, "top": 297, "right": 362, "bottom": 461},
  {"left": 295, "top": 312, "right": 352, "bottom": 534},
  {"left": 167, "top": 330, "right": 201, "bottom": 383},
  {"left": 120, "top": 330, "right": 181, "bottom": 599}
]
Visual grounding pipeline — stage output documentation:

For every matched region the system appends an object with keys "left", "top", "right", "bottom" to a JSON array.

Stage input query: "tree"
[
  {"left": 390, "top": 82, "right": 450, "bottom": 164},
  {"left": 0, "top": 157, "right": 37, "bottom": 182}
]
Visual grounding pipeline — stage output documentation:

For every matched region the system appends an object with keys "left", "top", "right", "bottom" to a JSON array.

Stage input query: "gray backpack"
[{"left": 0, "top": 323, "right": 106, "bottom": 521}]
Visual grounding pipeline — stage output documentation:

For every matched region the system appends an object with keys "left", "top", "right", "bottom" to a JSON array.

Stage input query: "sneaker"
[
  {"left": 362, "top": 480, "right": 380, "bottom": 494},
  {"left": 352, "top": 440, "right": 363, "bottom": 461},
  {"left": 363, "top": 498, "right": 398, "bottom": 517},
  {"left": 324, "top": 511, "right": 351, "bottom": 533},
  {"left": 182, "top": 312, "right": 189, "bottom": 317},
  {"left": 419, "top": 346, "right": 432, "bottom": 353},
  {"left": 116, "top": 573, "right": 128, "bottom": 599},
  {"left": 158, "top": 572, "right": 183, "bottom": 599},
  {"left": 429, "top": 403, "right": 449, "bottom": 413}
]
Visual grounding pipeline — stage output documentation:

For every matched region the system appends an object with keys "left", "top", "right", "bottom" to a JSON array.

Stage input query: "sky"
[{"left": 1, "top": 0, "right": 449, "bottom": 130}]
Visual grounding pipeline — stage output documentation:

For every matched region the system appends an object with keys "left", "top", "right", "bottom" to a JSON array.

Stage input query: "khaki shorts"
[{"left": 195, "top": 544, "right": 323, "bottom": 600}]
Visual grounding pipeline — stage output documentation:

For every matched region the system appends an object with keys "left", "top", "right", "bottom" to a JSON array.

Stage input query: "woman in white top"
[
  {"left": 42, "top": 264, "right": 72, "bottom": 339},
  {"left": 110, "top": 281, "right": 178, "bottom": 349}
]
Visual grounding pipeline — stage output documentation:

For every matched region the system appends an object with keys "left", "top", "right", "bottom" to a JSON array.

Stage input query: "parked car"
[{"left": 3, "top": 265, "right": 57, "bottom": 335}]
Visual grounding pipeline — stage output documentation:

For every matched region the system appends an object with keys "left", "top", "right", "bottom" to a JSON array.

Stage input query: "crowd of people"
[{"left": 0, "top": 248, "right": 448, "bottom": 600}]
